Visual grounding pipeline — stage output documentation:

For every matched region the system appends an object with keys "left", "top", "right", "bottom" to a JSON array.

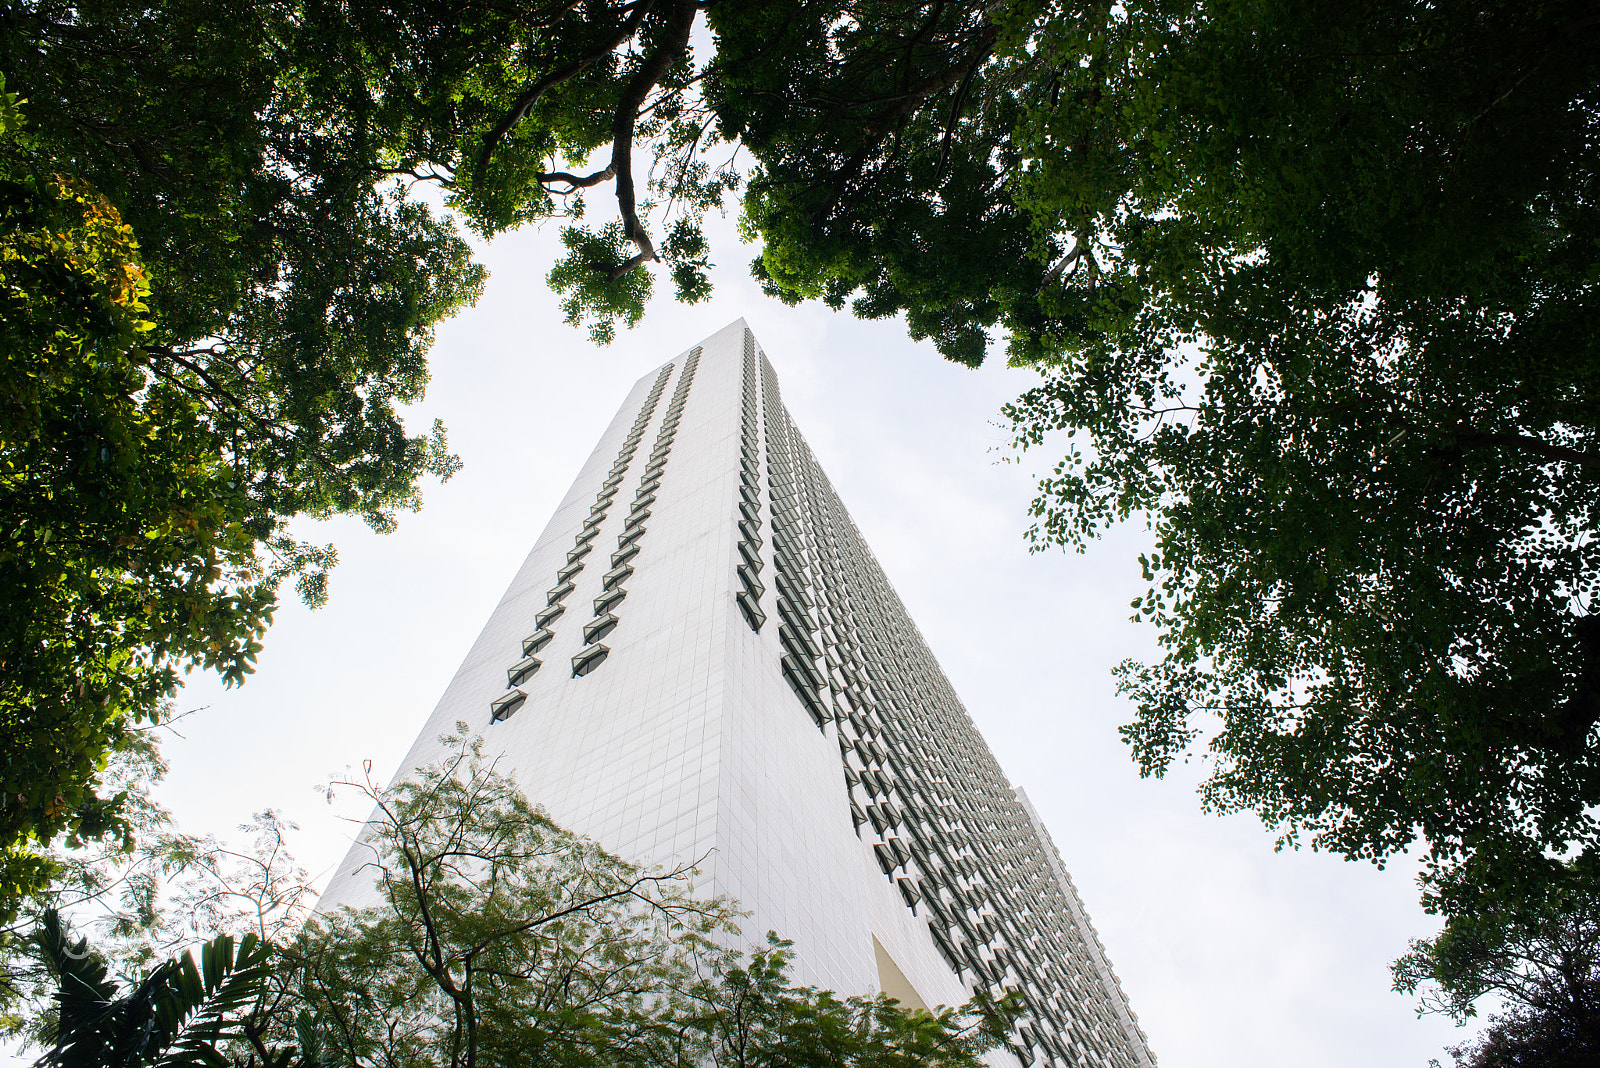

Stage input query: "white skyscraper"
[{"left": 318, "top": 321, "right": 1155, "bottom": 1068}]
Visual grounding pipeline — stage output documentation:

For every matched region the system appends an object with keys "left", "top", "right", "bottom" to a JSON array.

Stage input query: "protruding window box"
[
  {"left": 610, "top": 543, "right": 641, "bottom": 568},
  {"left": 737, "top": 540, "right": 763, "bottom": 571},
  {"left": 584, "top": 613, "right": 619, "bottom": 644},
  {"left": 737, "top": 591, "right": 766, "bottom": 632},
  {"left": 631, "top": 490, "right": 657, "bottom": 510},
  {"left": 625, "top": 506, "right": 651, "bottom": 526},
  {"left": 603, "top": 471, "right": 626, "bottom": 489},
  {"left": 535, "top": 603, "right": 565, "bottom": 628},
  {"left": 617, "top": 526, "right": 645, "bottom": 550},
  {"left": 638, "top": 475, "right": 662, "bottom": 495},
  {"left": 602, "top": 563, "right": 633, "bottom": 591},
  {"left": 546, "top": 580, "right": 576, "bottom": 605},
  {"left": 593, "top": 587, "right": 626, "bottom": 615},
  {"left": 737, "top": 565, "right": 764, "bottom": 599},
  {"left": 522, "top": 628, "right": 555, "bottom": 655},
  {"left": 738, "top": 519, "right": 761, "bottom": 545},
  {"left": 507, "top": 656, "right": 541, "bottom": 687},
  {"left": 567, "top": 541, "right": 594, "bottom": 564},
  {"left": 571, "top": 644, "right": 609, "bottom": 678},
  {"left": 489, "top": 689, "right": 527, "bottom": 723},
  {"left": 557, "top": 560, "right": 584, "bottom": 583},
  {"left": 739, "top": 500, "right": 760, "bottom": 523},
  {"left": 739, "top": 484, "right": 760, "bottom": 505}
]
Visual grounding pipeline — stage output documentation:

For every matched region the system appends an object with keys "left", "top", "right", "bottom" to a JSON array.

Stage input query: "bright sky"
[{"left": 150, "top": 209, "right": 1470, "bottom": 1067}]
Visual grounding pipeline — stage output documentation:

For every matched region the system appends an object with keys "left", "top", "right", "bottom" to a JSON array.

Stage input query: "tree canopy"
[
  {"left": 6, "top": 0, "right": 1597, "bottom": 1003},
  {"left": 20, "top": 737, "right": 1009, "bottom": 1068}
]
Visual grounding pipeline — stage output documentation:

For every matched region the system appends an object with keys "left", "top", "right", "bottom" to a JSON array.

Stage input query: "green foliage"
[
  {"left": 1394, "top": 859, "right": 1600, "bottom": 1065},
  {"left": 548, "top": 223, "right": 655, "bottom": 345},
  {"left": 290, "top": 732, "right": 734, "bottom": 1068},
  {"left": 36, "top": 908, "right": 277, "bottom": 1068},
  {"left": 667, "top": 933, "right": 1010, "bottom": 1068},
  {"left": 12, "top": 737, "right": 1008, "bottom": 1067},
  {"left": 287, "top": 735, "right": 1006, "bottom": 1068},
  {"left": 1, "top": 0, "right": 486, "bottom": 917},
  {"left": 982, "top": 0, "right": 1600, "bottom": 937}
]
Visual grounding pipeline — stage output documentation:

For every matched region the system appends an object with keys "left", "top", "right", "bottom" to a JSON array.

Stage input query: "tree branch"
[
  {"left": 475, "top": 0, "right": 656, "bottom": 179},
  {"left": 607, "top": 0, "right": 700, "bottom": 264}
]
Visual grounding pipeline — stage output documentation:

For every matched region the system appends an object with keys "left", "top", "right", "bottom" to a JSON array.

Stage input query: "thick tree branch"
[
  {"left": 474, "top": 0, "right": 655, "bottom": 179},
  {"left": 536, "top": 164, "right": 616, "bottom": 191},
  {"left": 606, "top": 0, "right": 699, "bottom": 264}
]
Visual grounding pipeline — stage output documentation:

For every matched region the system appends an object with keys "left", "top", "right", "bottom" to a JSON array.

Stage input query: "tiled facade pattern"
[
  {"left": 748, "top": 357, "right": 1153, "bottom": 1068},
  {"left": 317, "top": 321, "right": 1153, "bottom": 1068}
]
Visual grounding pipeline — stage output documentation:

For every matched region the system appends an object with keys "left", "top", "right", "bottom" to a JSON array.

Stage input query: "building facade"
[{"left": 318, "top": 321, "right": 1155, "bottom": 1068}]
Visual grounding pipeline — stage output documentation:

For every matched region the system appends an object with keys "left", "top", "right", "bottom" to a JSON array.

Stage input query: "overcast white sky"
[{"left": 145, "top": 209, "right": 1473, "bottom": 1067}]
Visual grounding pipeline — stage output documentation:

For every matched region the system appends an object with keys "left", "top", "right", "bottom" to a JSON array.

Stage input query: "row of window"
[
  {"left": 490, "top": 364, "right": 674, "bottom": 724},
  {"left": 756, "top": 371, "right": 1146, "bottom": 1068},
  {"left": 735, "top": 332, "right": 766, "bottom": 632},
  {"left": 570, "top": 346, "right": 702, "bottom": 679}
]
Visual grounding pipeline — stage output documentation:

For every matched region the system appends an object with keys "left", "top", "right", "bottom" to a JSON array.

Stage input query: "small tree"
[
  {"left": 286, "top": 731, "right": 735, "bottom": 1068},
  {"left": 23, "top": 733, "right": 1011, "bottom": 1067},
  {"left": 1397, "top": 859, "right": 1600, "bottom": 1066}
]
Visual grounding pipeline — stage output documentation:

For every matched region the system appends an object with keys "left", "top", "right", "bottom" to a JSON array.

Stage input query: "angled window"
[
  {"left": 625, "top": 506, "right": 651, "bottom": 526},
  {"left": 556, "top": 560, "right": 584, "bottom": 583},
  {"left": 507, "top": 656, "right": 541, "bottom": 687},
  {"left": 631, "top": 491, "right": 657, "bottom": 510},
  {"left": 610, "top": 542, "right": 641, "bottom": 568},
  {"left": 536, "top": 603, "right": 565, "bottom": 628},
  {"left": 567, "top": 542, "right": 594, "bottom": 564},
  {"left": 522, "top": 628, "right": 555, "bottom": 655},
  {"left": 737, "top": 565, "right": 764, "bottom": 599},
  {"left": 737, "top": 540, "right": 763, "bottom": 571},
  {"left": 489, "top": 689, "right": 527, "bottom": 723},
  {"left": 571, "top": 644, "right": 610, "bottom": 677},
  {"left": 546, "top": 580, "right": 576, "bottom": 605},
  {"left": 594, "top": 587, "right": 626, "bottom": 615},
  {"left": 737, "top": 591, "right": 766, "bottom": 632},
  {"left": 602, "top": 563, "right": 634, "bottom": 590},
  {"left": 584, "top": 613, "right": 619, "bottom": 644},
  {"left": 637, "top": 474, "right": 662, "bottom": 495},
  {"left": 616, "top": 526, "right": 645, "bottom": 550}
]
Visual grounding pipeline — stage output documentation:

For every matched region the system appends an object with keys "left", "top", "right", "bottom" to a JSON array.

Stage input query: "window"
[
  {"left": 584, "top": 613, "right": 619, "bottom": 644},
  {"left": 507, "top": 656, "right": 541, "bottom": 687},
  {"left": 737, "top": 540, "right": 762, "bottom": 570},
  {"left": 522, "top": 628, "right": 555, "bottom": 655},
  {"left": 737, "top": 591, "right": 766, "bottom": 632},
  {"left": 571, "top": 644, "right": 609, "bottom": 677},
  {"left": 567, "top": 542, "right": 593, "bottom": 564},
  {"left": 610, "top": 543, "right": 641, "bottom": 568},
  {"left": 737, "top": 564, "right": 764, "bottom": 599},
  {"left": 556, "top": 560, "right": 584, "bottom": 583},
  {"left": 546, "top": 580, "right": 575, "bottom": 605},
  {"left": 602, "top": 563, "right": 633, "bottom": 590},
  {"left": 489, "top": 689, "right": 527, "bottom": 723},
  {"left": 535, "top": 603, "right": 565, "bottom": 628},
  {"left": 593, "top": 587, "right": 626, "bottom": 615}
]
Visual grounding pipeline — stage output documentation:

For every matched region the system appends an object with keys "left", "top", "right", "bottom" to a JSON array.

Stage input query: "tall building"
[{"left": 319, "top": 321, "right": 1155, "bottom": 1068}]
